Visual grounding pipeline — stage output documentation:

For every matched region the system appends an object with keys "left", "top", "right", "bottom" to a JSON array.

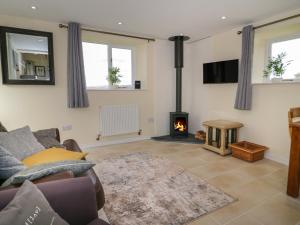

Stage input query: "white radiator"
[{"left": 100, "top": 104, "right": 140, "bottom": 137}]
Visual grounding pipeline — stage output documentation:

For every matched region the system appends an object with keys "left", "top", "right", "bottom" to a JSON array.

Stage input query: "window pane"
[
  {"left": 82, "top": 42, "right": 108, "bottom": 87},
  {"left": 112, "top": 48, "right": 132, "bottom": 86},
  {"left": 271, "top": 37, "right": 300, "bottom": 79}
]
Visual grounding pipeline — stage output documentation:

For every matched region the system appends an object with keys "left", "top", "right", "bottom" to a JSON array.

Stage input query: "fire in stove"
[
  {"left": 174, "top": 120, "right": 186, "bottom": 132},
  {"left": 170, "top": 113, "right": 189, "bottom": 137}
]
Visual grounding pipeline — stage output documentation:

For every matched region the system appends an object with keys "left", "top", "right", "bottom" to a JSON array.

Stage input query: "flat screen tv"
[{"left": 203, "top": 59, "right": 239, "bottom": 84}]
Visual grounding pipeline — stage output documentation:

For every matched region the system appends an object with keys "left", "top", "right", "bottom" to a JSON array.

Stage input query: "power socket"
[{"left": 62, "top": 124, "right": 72, "bottom": 131}]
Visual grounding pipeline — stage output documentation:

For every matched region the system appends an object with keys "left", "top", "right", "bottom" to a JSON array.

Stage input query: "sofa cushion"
[
  {"left": 2, "top": 160, "right": 95, "bottom": 187},
  {"left": 0, "top": 145, "right": 26, "bottom": 180},
  {"left": 22, "top": 148, "right": 87, "bottom": 167},
  {"left": 0, "top": 126, "right": 44, "bottom": 160},
  {"left": 33, "top": 129, "right": 64, "bottom": 148},
  {"left": 0, "top": 180, "right": 69, "bottom": 225},
  {"left": 0, "top": 122, "right": 7, "bottom": 132}
]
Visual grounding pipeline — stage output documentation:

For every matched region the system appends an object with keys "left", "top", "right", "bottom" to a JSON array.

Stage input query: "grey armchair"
[{"left": 0, "top": 177, "right": 110, "bottom": 225}]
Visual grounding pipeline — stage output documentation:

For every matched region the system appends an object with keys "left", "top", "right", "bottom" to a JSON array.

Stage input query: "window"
[
  {"left": 268, "top": 36, "right": 300, "bottom": 80},
  {"left": 82, "top": 42, "right": 108, "bottom": 88},
  {"left": 112, "top": 48, "right": 132, "bottom": 86},
  {"left": 82, "top": 42, "right": 134, "bottom": 88}
]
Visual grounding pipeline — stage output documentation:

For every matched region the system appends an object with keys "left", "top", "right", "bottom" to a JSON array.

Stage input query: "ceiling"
[{"left": 0, "top": 0, "right": 300, "bottom": 41}]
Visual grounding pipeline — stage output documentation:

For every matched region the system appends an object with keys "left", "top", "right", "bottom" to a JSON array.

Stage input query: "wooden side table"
[
  {"left": 287, "top": 122, "right": 300, "bottom": 198},
  {"left": 202, "top": 120, "right": 244, "bottom": 155}
]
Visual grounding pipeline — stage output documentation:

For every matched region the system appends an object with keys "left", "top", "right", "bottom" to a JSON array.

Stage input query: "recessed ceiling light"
[
  {"left": 118, "top": 22, "right": 122, "bottom": 25},
  {"left": 31, "top": 6, "right": 37, "bottom": 10},
  {"left": 221, "top": 16, "right": 227, "bottom": 20}
]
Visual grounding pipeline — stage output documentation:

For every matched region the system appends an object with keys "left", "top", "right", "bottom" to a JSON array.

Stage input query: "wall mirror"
[{"left": 0, "top": 26, "right": 55, "bottom": 85}]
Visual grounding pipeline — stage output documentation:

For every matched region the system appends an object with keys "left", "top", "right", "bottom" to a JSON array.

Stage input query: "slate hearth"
[{"left": 151, "top": 134, "right": 204, "bottom": 144}]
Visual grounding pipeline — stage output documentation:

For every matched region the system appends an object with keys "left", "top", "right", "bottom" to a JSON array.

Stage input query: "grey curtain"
[
  {"left": 234, "top": 25, "right": 254, "bottom": 110},
  {"left": 67, "top": 22, "right": 89, "bottom": 108}
]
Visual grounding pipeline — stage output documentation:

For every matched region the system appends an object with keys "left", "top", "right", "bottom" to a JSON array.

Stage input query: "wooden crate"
[{"left": 229, "top": 141, "right": 268, "bottom": 162}]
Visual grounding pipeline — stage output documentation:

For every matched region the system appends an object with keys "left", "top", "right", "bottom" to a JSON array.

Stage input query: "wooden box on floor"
[{"left": 229, "top": 141, "right": 268, "bottom": 162}]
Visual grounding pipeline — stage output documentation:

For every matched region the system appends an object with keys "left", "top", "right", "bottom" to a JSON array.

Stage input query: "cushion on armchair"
[
  {"left": 22, "top": 148, "right": 87, "bottom": 167},
  {"left": 0, "top": 177, "right": 108, "bottom": 225},
  {"left": 2, "top": 160, "right": 95, "bottom": 187},
  {"left": 0, "top": 146, "right": 26, "bottom": 180},
  {"left": 1, "top": 125, "right": 105, "bottom": 212},
  {"left": 0, "top": 126, "right": 44, "bottom": 160},
  {"left": 0, "top": 180, "right": 69, "bottom": 225},
  {"left": 33, "top": 128, "right": 64, "bottom": 148}
]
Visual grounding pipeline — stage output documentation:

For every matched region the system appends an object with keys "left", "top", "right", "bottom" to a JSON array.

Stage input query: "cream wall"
[
  {"left": 0, "top": 14, "right": 185, "bottom": 146},
  {"left": 152, "top": 39, "right": 193, "bottom": 136},
  {"left": 0, "top": 14, "right": 161, "bottom": 147},
  {"left": 188, "top": 11, "right": 300, "bottom": 164}
]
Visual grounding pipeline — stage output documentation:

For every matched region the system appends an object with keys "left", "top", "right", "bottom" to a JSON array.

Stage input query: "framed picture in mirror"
[
  {"left": 0, "top": 26, "right": 55, "bottom": 85},
  {"left": 35, "top": 66, "right": 46, "bottom": 77}
]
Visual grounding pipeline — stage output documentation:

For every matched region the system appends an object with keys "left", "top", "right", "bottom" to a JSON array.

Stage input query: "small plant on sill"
[
  {"left": 263, "top": 52, "right": 292, "bottom": 80},
  {"left": 107, "top": 67, "right": 122, "bottom": 87}
]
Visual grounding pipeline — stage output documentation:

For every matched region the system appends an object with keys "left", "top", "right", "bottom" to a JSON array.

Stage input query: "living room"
[{"left": 0, "top": 0, "right": 300, "bottom": 225}]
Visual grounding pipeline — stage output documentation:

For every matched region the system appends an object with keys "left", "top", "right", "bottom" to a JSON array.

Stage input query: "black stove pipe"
[{"left": 169, "top": 35, "right": 190, "bottom": 112}]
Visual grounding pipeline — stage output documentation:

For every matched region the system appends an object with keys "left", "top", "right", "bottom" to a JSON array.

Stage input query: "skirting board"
[
  {"left": 82, "top": 136, "right": 290, "bottom": 166},
  {"left": 264, "top": 151, "right": 289, "bottom": 166},
  {"left": 81, "top": 136, "right": 151, "bottom": 150}
]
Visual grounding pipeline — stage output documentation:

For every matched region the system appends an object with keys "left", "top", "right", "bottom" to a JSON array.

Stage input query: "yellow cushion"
[{"left": 22, "top": 148, "right": 88, "bottom": 167}]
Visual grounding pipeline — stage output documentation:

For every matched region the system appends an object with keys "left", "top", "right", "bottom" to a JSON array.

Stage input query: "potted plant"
[
  {"left": 263, "top": 52, "right": 292, "bottom": 82},
  {"left": 107, "top": 67, "right": 122, "bottom": 88}
]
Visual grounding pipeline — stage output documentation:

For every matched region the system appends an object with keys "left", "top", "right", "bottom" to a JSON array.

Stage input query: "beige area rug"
[{"left": 94, "top": 152, "right": 236, "bottom": 225}]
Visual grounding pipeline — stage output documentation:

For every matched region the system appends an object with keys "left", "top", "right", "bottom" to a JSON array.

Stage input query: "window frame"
[
  {"left": 82, "top": 41, "right": 136, "bottom": 90},
  {"left": 265, "top": 33, "right": 300, "bottom": 81}
]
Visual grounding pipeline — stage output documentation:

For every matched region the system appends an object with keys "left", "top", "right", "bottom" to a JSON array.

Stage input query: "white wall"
[{"left": 188, "top": 14, "right": 300, "bottom": 164}]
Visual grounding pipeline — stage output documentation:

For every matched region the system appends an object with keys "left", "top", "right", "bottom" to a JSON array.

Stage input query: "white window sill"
[
  {"left": 87, "top": 86, "right": 146, "bottom": 91},
  {"left": 252, "top": 78, "right": 300, "bottom": 85}
]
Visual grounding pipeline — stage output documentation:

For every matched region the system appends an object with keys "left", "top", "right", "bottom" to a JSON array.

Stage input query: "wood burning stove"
[
  {"left": 169, "top": 35, "right": 190, "bottom": 137},
  {"left": 170, "top": 112, "right": 189, "bottom": 137}
]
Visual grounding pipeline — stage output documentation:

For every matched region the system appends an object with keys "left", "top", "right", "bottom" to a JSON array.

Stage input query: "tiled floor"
[{"left": 86, "top": 140, "right": 300, "bottom": 225}]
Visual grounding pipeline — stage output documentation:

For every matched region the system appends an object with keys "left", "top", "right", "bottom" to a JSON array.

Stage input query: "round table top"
[{"left": 203, "top": 120, "right": 244, "bottom": 129}]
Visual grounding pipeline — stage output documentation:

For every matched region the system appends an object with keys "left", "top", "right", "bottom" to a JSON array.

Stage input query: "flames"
[{"left": 174, "top": 121, "right": 186, "bottom": 132}]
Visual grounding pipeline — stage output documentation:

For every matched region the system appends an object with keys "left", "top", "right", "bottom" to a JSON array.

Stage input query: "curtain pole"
[
  {"left": 237, "top": 13, "right": 300, "bottom": 35},
  {"left": 59, "top": 24, "right": 155, "bottom": 42}
]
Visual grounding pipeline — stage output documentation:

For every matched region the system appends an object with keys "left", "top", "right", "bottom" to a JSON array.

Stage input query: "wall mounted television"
[{"left": 203, "top": 59, "right": 239, "bottom": 84}]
